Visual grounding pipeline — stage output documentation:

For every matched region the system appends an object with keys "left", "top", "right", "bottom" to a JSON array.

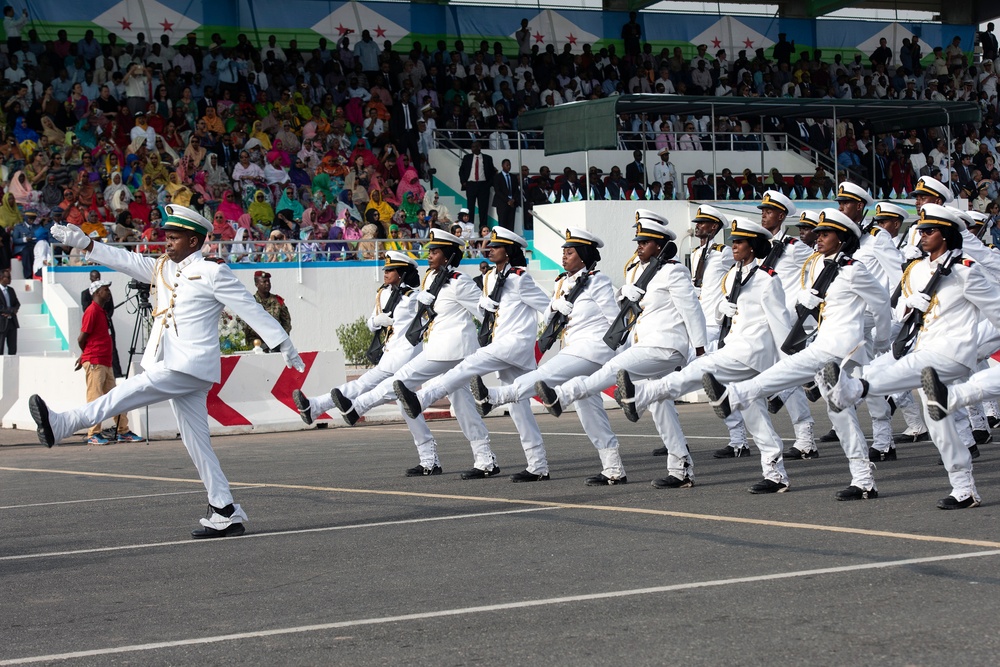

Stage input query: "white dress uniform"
[
  {"left": 42, "top": 206, "right": 297, "bottom": 531},
  {"left": 629, "top": 219, "right": 793, "bottom": 488},
  {"left": 690, "top": 204, "right": 747, "bottom": 454},
  {"left": 482, "top": 229, "right": 627, "bottom": 481},
  {"left": 723, "top": 209, "right": 891, "bottom": 495},
  {"left": 757, "top": 191, "right": 816, "bottom": 451},
  {"left": 825, "top": 205, "right": 1000, "bottom": 505},
  {"left": 411, "top": 228, "right": 552, "bottom": 477},
  {"left": 347, "top": 230, "right": 494, "bottom": 472},
  {"left": 306, "top": 253, "right": 440, "bottom": 459},
  {"left": 552, "top": 212, "right": 708, "bottom": 483}
]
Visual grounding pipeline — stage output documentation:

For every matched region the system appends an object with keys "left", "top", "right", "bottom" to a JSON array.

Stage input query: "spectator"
[{"left": 458, "top": 141, "right": 495, "bottom": 229}]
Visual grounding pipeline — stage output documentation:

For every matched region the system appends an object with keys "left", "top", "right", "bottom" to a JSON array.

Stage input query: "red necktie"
[{"left": 474, "top": 156, "right": 479, "bottom": 180}]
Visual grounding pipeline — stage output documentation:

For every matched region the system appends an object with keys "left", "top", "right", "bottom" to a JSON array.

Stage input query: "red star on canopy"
[
  {"left": 711, "top": 37, "right": 721, "bottom": 48},
  {"left": 374, "top": 25, "right": 386, "bottom": 38},
  {"left": 533, "top": 32, "right": 545, "bottom": 43},
  {"left": 160, "top": 19, "right": 174, "bottom": 32},
  {"left": 335, "top": 23, "right": 351, "bottom": 36},
  {"left": 118, "top": 17, "right": 133, "bottom": 31},
  {"left": 566, "top": 33, "right": 577, "bottom": 45},
  {"left": 743, "top": 37, "right": 754, "bottom": 48}
]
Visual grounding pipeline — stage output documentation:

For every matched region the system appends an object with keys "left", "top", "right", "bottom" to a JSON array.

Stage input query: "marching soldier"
[
  {"left": 704, "top": 209, "right": 892, "bottom": 501},
  {"left": 755, "top": 190, "right": 818, "bottom": 459},
  {"left": 687, "top": 204, "right": 750, "bottom": 460},
  {"left": 536, "top": 210, "right": 708, "bottom": 489},
  {"left": 794, "top": 210, "right": 820, "bottom": 248},
  {"left": 394, "top": 227, "right": 553, "bottom": 483},
  {"left": 32, "top": 205, "right": 305, "bottom": 538},
  {"left": 616, "top": 217, "right": 794, "bottom": 493},
  {"left": 469, "top": 228, "right": 628, "bottom": 485},
  {"left": 821, "top": 204, "right": 1000, "bottom": 509}
]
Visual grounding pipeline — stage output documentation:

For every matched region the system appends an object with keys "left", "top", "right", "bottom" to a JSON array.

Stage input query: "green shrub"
[{"left": 336, "top": 316, "right": 375, "bottom": 367}]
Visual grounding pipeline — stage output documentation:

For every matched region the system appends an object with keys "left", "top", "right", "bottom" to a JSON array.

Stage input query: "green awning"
[{"left": 518, "top": 95, "right": 981, "bottom": 156}]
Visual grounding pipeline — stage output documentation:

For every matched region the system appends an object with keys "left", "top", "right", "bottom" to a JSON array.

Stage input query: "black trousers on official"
[
  {"left": 495, "top": 202, "right": 517, "bottom": 231},
  {"left": 465, "top": 182, "right": 491, "bottom": 229},
  {"left": 0, "top": 326, "right": 16, "bottom": 355}
]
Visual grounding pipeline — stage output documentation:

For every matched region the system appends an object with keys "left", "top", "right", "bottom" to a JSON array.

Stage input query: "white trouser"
[
  {"left": 862, "top": 319, "right": 892, "bottom": 449},
  {"left": 893, "top": 389, "right": 928, "bottom": 436},
  {"left": 416, "top": 348, "right": 548, "bottom": 475},
  {"left": 352, "top": 353, "right": 494, "bottom": 469},
  {"left": 706, "top": 325, "right": 749, "bottom": 447},
  {"left": 862, "top": 350, "right": 978, "bottom": 501},
  {"left": 490, "top": 351, "right": 622, "bottom": 476},
  {"left": 636, "top": 352, "right": 787, "bottom": 484},
  {"left": 729, "top": 346, "right": 874, "bottom": 489},
  {"left": 313, "top": 345, "right": 417, "bottom": 414},
  {"left": 48, "top": 361, "right": 232, "bottom": 508},
  {"left": 558, "top": 346, "right": 693, "bottom": 479},
  {"left": 951, "top": 364, "right": 1000, "bottom": 412}
]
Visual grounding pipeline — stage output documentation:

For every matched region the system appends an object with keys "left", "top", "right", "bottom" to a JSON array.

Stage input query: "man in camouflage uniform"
[{"left": 243, "top": 270, "right": 291, "bottom": 351}]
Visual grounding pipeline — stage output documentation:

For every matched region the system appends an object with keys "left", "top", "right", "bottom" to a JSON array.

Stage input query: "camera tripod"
[{"left": 125, "top": 292, "right": 153, "bottom": 378}]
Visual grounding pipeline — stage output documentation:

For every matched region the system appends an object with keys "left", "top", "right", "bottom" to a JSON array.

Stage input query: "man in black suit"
[
  {"left": 624, "top": 149, "right": 646, "bottom": 189},
  {"left": 389, "top": 89, "right": 420, "bottom": 170},
  {"left": 214, "top": 132, "right": 238, "bottom": 173},
  {"left": 80, "top": 269, "right": 122, "bottom": 376},
  {"left": 458, "top": 141, "right": 496, "bottom": 229},
  {"left": 0, "top": 269, "right": 20, "bottom": 355},
  {"left": 473, "top": 262, "right": 490, "bottom": 289},
  {"left": 492, "top": 158, "right": 520, "bottom": 230}
]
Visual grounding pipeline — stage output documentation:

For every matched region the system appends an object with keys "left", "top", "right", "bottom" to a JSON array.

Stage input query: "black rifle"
[
  {"left": 603, "top": 246, "right": 674, "bottom": 350},
  {"left": 364, "top": 286, "right": 405, "bottom": 365},
  {"left": 892, "top": 251, "right": 960, "bottom": 359},
  {"left": 538, "top": 270, "right": 593, "bottom": 353},
  {"left": 692, "top": 243, "right": 710, "bottom": 288},
  {"left": 477, "top": 267, "right": 509, "bottom": 346},
  {"left": 717, "top": 262, "right": 751, "bottom": 349},
  {"left": 760, "top": 237, "right": 787, "bottom": 272},
  {"left": 781, "top": 251, "right": 853, "bottom": 355},
  {"left": 405, "top": 268, "right": 452, "bottom": 346}
]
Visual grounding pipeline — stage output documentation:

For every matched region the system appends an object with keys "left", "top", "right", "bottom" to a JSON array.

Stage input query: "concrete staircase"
[{"left": 8, "top": 280, "right": 63, "bottom": 355}]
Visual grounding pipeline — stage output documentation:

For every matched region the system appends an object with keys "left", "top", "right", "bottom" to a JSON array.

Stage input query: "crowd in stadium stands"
[{"left": 2, "top": 13, "right": 1000, "bottom": 277}]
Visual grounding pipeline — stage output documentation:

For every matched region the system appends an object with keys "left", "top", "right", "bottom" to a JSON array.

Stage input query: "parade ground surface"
[{"left": 2, "top": 403, "right": 999, "bottom": 666}]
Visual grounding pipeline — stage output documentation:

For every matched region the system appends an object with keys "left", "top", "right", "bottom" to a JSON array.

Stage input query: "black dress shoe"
[
  {"left": 989, "top": 416, "right": 1000, "bottom": 429},
  {"left": 766, "top": 394, "right": 784, "bottom": 414},
  {"left": 470, "top": 376, "right": 492, "bottom": 416},
  {"left": 394, "top": 381, "right": 422, "bottom": 419},
  {"left": 804, "top": 381, "right": 822, "bottom": 403},
  {"left": 869, "top": 446, "right": 897, "bottom": 462},
  {"left": 28, "top": 394, "right": 55, "bottom": 448},
  {"left": 331, "top": 388, "right": 352, "bottom": 413},
  {"left": 921, "top": 367, "right": 949, "bottom": 421},
  {"left": 292, "top": 389, "right": 313, "bottom": 425},
  {"left": 749, "top": 479, "right": 789, "bottom": 494},
  {"left": 702, "top": 372, "right": 731, "bottom": 419},
  {"left": 191, "top": 522, "right": 246, "bottom": 539},
  {"left": 937, "top": 495, "right": 981, "bottom": 510},
  {"left": 973, "top": 429, "right": 992, "bottom": 445},
  {"left": 893, "top": 431, "right": 930, "bottom": 443},
  {"left": 535, "top": 381, "right": 562, "bottom": 417},
  {"left": 652, "top": 446, "right": 668, "bottom": 456},
  {"left": 342, "top": 408, "right": 360, "bottom": 426},
  {"left": 615, "top": 370, "right": 640, "bottom": 422},
  {"left": 783, "top": 446, "right": 819, "bottom": 460},
  {"left": 585, "top": 473, "right": 627, "bottom": 486},
  {"left": 510, "top": 469, "right": 550, "bottom": 482},
  {"left": 834, "top": 485, "right": 878, "bottom": 501},
  {"left": 818, "top": 429, "right": 839, "bottom": 443},
  {"left": 713, "top": 444, "right": 751, "bottom": 458},
  {"left": 406, "top": 464, "right": 443, "bottom": 477},
  {"left": 460, "top": 466, "right": 501, "bottom": 480},
  {"left": 651, "top": 475, "right": 694, "bottom": 489}
]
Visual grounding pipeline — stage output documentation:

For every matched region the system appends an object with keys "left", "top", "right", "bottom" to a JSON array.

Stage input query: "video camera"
[{"left": 127, "top": 279, "right": 151, "bottom": 308}]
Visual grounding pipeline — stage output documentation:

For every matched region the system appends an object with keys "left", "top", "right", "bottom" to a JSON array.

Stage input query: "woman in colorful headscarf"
[
  {"left": 347, "top": 137, "right": 377, "bottom": 169},
  {"left": 40, "top": 116, "right": 65, "bottom": 145},
  {"left": 365, "top": 187, "right": 394, "bottom": 225},
  {"left": 122, "top": 153, "right": 143, "bottom": 189},
  {"left": 217, "top": 190, "right": 244, "bottom": 223},
  {"left": 266, "top": 139, "right": 290, "bottom": 169},
  {"left": 275, "top": 185, "right": 304, "bottom": 221},
  {"left": 165, "top": 172, "right": 193, "bottom": 206},
  {"left": 13, "top": 116, "right": 38, "bottom": 145},
  {"left": 40, "top": 174, "right": 62, "bottom": 210},
  {"left": 288, "top": 155, "right": 312, "bottom": 190},
  {"left": 250, "top": 120, "right": 272, "bottom": 151},
  {"left": 203, "top": 153, "right": 229, "bottom": 200},
  {"left": 144, "top": 152, "right": 169, "bottom": 186},
  {"left": 396, "top": 166, "right": 425, "bottom": 206},
  {"left": 399, "top": 191, "right": 422, "bottom": 227},
  {"left": 310, "top": 170, "right": 337, "bottom": 205},
  {"left": 128, "top": 189, "right": 152, "bottom": 224},
  {"left": 274, "top": 120, "right": 300, "bottom": 154},
  {"left": 249, "top": 189, "right": 275, "bottom": 229},
  {"left": 0, "top": 193, "right": 21, "bottom": 229}
]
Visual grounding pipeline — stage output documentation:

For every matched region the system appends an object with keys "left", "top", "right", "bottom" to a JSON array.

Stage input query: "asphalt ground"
[{"left": 2, "top": 402, "right": 999, "bottom": 666}]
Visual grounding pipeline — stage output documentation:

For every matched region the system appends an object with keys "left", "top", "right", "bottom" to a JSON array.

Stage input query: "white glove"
[
  {"left": 416, "top": 291, "right": 436, "bottom": 306},
  {"left": 620, "top": 283, "right": 645, "bottom": 302},
  {"left": 693, "top": 286, "right": 702, "bottom": 298},
  {"left": 478, "top": 294, "right": 499, "bottom": 312},
  {"left": 551, "top": 297, "right": 573, "bottom": 316},
  {"left": 873, "top": 339, "right": 891, "bottom": 356},
  {"left": 902, "top": 244, "right": 924, "bottom": 261},
  {"left": 372, "top": 312, "right": 394, "bottom": 328},
  {"left": 904, "top": 291, "right": 931, "bottom": 313},
  {"left": 51, "top": 223, "right": 92, "bottom": 250},
  {"left": 796, "top": 289, "right": 824, "bottom": 310},
  {"left": 279, "top": 339, "right": 305, "bottom": 373},
  {"left": 718, "top": 300, "right": 738, "bottom": 318}
]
